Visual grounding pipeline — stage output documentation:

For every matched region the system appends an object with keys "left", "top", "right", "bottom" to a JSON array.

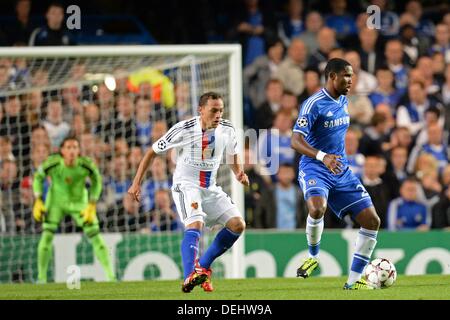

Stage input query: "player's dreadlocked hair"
[
  {"left": 324, "top": 58, "right": 352, "bottom": 81},
  {"left": 199, "top": 91, "right": 223, "bottom": 106}
]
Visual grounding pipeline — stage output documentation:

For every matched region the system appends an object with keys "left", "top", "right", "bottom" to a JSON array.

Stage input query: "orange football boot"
[{"left": 195, "top": 260, "right": 214, "bottom": 292}]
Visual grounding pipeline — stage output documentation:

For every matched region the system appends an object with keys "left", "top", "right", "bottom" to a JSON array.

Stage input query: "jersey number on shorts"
[{"left": 356, "top": 184, "right": 369, "bottom": 198}]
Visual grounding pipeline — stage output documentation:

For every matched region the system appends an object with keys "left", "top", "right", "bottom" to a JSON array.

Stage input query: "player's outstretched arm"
[
  {"left": 129, "top": 120, "right": 183, "bottom": 201},
  {"left": 291, "top": 132, "right": 343, "bottom": 174},
  {"left": 128, "top": 147, "right": 156, "bottom": 202},
  {"left": 228, "top": 154, "right": 249, "bottom": 186}
]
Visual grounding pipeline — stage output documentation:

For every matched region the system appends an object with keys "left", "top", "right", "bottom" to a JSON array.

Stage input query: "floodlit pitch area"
[{"left": 1, "top": 275, "right": 448, "bottom": 300}]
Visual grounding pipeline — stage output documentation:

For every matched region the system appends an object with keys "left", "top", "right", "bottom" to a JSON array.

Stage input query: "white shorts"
[{"left": 171, "top": 182, "right": 241, "bottom": 227}]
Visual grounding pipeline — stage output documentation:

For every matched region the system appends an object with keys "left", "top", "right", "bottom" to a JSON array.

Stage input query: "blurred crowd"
[{"left": 0, "top": 0, "right": 449, "bottom": 235}]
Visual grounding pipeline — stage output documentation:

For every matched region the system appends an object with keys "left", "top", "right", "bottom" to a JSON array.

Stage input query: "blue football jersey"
[{"left": 293, "top": 88, "right": 350, "bottom": 169}]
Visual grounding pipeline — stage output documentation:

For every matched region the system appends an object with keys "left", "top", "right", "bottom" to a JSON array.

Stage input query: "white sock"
[
  {"left": 347, "top": 227, "right": 378, "bottom": 285},
  {"left": 306, "top": 215, "right": 324, "bottom": 259},
  {"left": 347, "top": 271, "right": 363, "bottom": 286}
]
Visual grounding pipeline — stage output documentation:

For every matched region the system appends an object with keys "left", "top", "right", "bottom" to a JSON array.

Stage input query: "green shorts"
[{"left": 43, "top": 202, "right": 99, "bottom": 228}]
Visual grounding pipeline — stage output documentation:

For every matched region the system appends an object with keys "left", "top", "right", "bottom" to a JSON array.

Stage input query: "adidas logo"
[{"left": 326, "top": 111, "right": 334, "bottom": 117}]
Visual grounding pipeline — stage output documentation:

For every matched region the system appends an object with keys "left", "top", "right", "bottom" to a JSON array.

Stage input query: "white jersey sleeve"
[
  {"left": 152, "top": 118, "right": 196, "bottom": 154},
  {"left": 221, "top": 119, "right": 238, "bottom": 155}
]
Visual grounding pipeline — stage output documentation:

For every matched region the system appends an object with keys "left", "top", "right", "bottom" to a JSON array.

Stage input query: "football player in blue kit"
[{"left": 291, "top": 58, "right": 381, "bottom": 290}]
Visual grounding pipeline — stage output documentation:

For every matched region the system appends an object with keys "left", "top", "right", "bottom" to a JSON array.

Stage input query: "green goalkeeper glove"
[
  {"left": 33, "top": 198, "right": 46, "bottom": 222},
  {"left": 80, "top": 202, "right": 97, "bottom": 225}
]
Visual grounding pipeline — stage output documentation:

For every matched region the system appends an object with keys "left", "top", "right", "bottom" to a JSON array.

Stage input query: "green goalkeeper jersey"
[{"left": 33, "top": 154, "right": 102, "bottom": 211}]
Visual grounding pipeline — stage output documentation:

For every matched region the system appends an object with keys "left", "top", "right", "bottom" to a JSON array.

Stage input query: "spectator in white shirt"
[{"left": 42, "top": 99, "right": 70, "bottom": 151}]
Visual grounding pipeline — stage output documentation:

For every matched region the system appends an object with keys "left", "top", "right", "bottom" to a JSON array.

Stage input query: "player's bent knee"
[
  {"left": 307, "top": 197, "right": 327, "bottom": 218},
  {"left": 83, "top": 224, "right": 100, "bottom": 238},
  {"left": 39, "top": 229, "right": 55, "bottom": 248},
  {"left": 233, "top": 220, "right": 246, "bottom": 234},
  {"left": 359, "top": 208, "right": 381, "bottom": 230},
  {"left": 309, "top": 208, "right": 326, "bottom": 219},
  {"left": 43, "top": 222, "right": 58, "bottom": 234},
  {"left": 310, "top": 207, "right": 326, "bottom": 218},
  {"left": 370, "top": 215, "right": 381, "bottom": 230},
  {"left": 226, "top": 217, "right": 246, "bottom": 234}
]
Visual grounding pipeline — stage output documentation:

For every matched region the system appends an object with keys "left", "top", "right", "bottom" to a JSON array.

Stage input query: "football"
[{"left": 364, "top": 258, "right": 397, "bottom": 289}]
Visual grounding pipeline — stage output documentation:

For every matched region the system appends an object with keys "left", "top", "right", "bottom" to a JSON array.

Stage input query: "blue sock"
[
  {"left": 308, "top": 242, "right": 320, "bottom": 257},
  {"left": 199, "top": 228, "right": 241, "bottom": 269},
  {"left": 350, "top": 254, "right": 370, "bottom": 273},
  {"left": 181, "top": 229, "right": 201, "bottom": 279}
]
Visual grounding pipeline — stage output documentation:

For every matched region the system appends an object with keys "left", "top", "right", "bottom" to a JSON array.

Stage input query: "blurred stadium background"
[{"left": 0, "top": 0, "right": 449, "bottom": 284}]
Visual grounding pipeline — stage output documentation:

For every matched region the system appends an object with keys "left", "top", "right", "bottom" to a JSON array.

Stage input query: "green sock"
[
  {"left": 37, "top": 230, "right": 54, "bottom": 283},
  {"left": 90, "top": 234, "right": 116, "bottom": 281}
]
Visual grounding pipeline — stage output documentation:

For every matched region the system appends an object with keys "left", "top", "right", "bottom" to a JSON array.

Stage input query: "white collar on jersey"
[{"left": 321, "top": 88, "right": 340, "bottom": 104}]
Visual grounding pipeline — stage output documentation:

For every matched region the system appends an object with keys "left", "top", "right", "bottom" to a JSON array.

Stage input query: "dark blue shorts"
[{"left": 298, "top": 165, "right": 373, "bottom": 219}]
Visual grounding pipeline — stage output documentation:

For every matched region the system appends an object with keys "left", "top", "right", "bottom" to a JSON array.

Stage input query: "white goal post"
[{"left": 0, "top": 45, "right": 245, "bottom": 281}]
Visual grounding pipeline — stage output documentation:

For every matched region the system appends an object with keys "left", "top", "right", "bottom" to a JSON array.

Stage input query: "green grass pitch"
[{"left": 0, "top": 275, "right": 448, "bottom": 300}]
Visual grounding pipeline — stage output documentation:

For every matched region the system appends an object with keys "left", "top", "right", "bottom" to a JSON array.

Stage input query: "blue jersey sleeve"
[{"left": 293, "top": 102, "right": 319, "bottom": 137}]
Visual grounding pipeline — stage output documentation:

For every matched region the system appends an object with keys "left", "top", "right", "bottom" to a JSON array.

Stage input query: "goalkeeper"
[{"left": 32, "top": 136, "right": 116, "bottom": 283}]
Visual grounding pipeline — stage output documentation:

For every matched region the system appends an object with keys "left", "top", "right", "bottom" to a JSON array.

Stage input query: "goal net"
[{"left": 0, "top": 45, "right": 244, "bottom": 283}]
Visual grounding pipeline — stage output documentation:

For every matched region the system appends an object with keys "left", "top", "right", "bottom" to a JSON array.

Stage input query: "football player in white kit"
[{"left": 128, "top": 92, "right": 249, "bottom": 293}]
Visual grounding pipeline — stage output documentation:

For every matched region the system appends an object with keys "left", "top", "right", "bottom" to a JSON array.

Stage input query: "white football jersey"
[{"left": 152, "top": 116, "right": 238, "bottom": 188}]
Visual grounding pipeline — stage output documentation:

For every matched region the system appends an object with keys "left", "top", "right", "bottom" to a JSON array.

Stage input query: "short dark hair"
[
  {"left": 0, "top": 136, "right": 11, "bottom": 144},
  {"left": 282, "top": 89, "right": 296, "bottom": 97},
  {"left": 375, "top": 65, "right": 392, "bottom": 74},
  {"left": 304, "top": 67, "right": 320, "bottom": 76},
  {"left": 425, "top": 106, "right": 440, "bottom": 118},
  {"left": 48, "top": 2, "right": 64, "bottom": 10},
  {"left": 134, "top": 95, "right": 151, "bottom": 104},
  {"left": 48, "top": 96, "right": 62, "bottom": 104},
  {"left": 1, "top": 159, "right": 16, "bottom": 167},
  {"left": 265, "top": 78, "right": 283, "bottom": 90},
  {"left": 409, "top": 81, "right": 425, "bottom": 90},
  {"left": 15, "top": 0, "right": 30, "bottom": 6},
  {"left": 370, "top": 112, "right": 387, "bottom": 127},
  {"left": 199, "top": 92, "right": 223, "bottom": 106},
  {"left": 402, "top": 176, "right": 418, "bottom": 185},
  {"left": 6, "top": 95, "right": 20, "bottom": 101},
  {"left": 60, "top": 135, "right": 79, "bottom": 148},
  {"left": 264, "top": 36, "right": 284, "bottom": 52},
  {"left": 278, "top": 163, "right": 294, "bottom": 170},
  {"left": 324, "top": 58, "right": 351, "bottom": 81},
  {"left": 395, "top": 126, "right": 410, "bottom": 133}
]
